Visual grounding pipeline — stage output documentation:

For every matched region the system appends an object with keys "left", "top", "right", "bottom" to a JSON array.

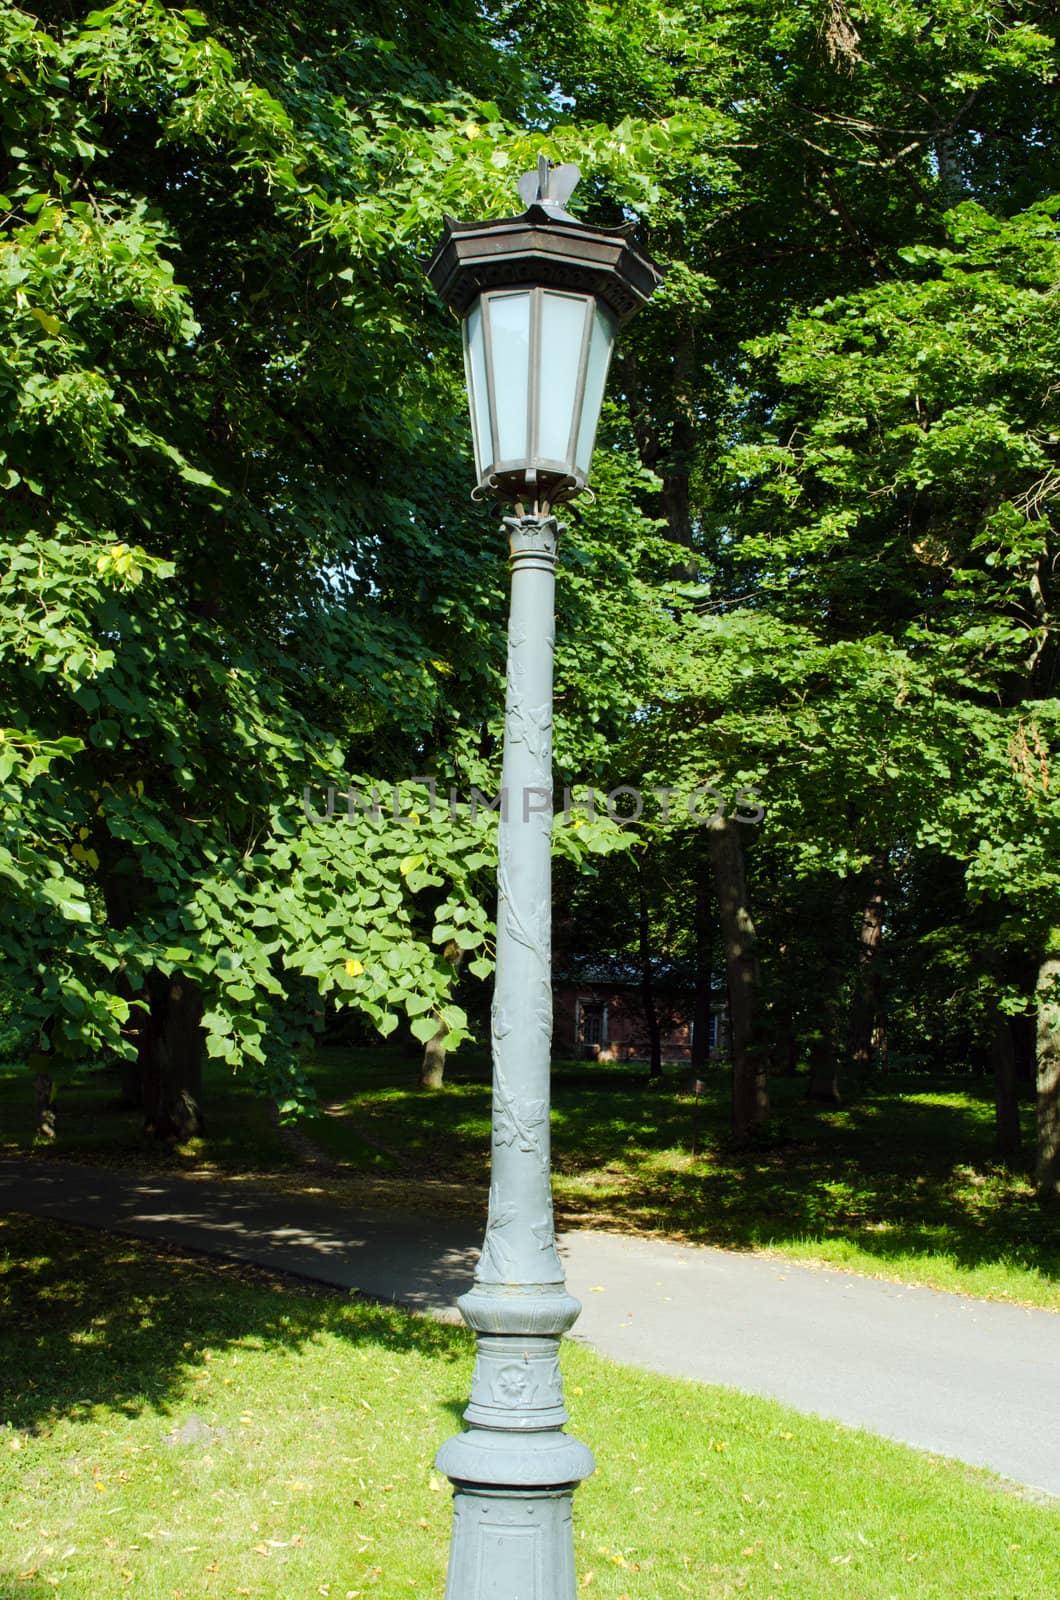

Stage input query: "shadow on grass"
[
  {"left": 4, "top": 1044, "right": 1056, "bottom": 1299},
  {"left": 549, "top": 1069, "right": 1058, "bottom": 1287},
  {"left": 0, "top": 1213, "right": 471, "bottom": 1441},
  {"left": 301, "top": 1047, "right": 493, "bottom": 1176},
  {"left": 0, "top": 1061, "right": 296, "bottom": 1175},
  {"left": 302, "top": 1051, "right": 1058, "bottom": 1290},
  {"left": 301, "top": 1052, "right": 1058, "bottom": 1288},
  {"left": 0, "top": 1576, "right": 59, "bottom": 1598}
]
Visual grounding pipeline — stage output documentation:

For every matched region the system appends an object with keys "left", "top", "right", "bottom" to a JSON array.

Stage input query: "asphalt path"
[{"left": 1, "top": 1158, "right": 1056, "bottom": 1497}]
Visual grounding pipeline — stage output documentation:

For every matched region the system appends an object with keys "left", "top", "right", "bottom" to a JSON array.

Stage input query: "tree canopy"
[{"left": 3, "top": 0, "right": 1059, "bottom": 1193}]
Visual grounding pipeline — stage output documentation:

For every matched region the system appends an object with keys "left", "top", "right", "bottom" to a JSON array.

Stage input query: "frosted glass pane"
[
  {"left": 489, "top": 292, "right": 531, "bottom": 463},
  {"left": 575, "top": 304, "right": 616, "bottom": 474},
  {"left": 464, "top": 300, "right": 491, "bottom": 476},
  {"left": 537, "top": 293, "right": 589, "bottom": 463}
]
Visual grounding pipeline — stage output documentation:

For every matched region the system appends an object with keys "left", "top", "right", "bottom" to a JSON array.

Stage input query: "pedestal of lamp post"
[{"left": 435, "top": 514, "right": 594, "bottom": 1600}]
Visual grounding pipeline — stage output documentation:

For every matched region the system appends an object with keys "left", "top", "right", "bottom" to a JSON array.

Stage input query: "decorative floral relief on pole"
[
  {"left": 494, "top": 1365, "right": 534, "bottom": 1405},
  {"left": 490, "top": 1010, "right": 549, "bottom": 1147},
  {"left": 495, "top": 850, "right": 551, "bottom": 959},
  {"left": 505, "top": 675, "right": 553, "bottom": 761},
  {"left": 532, "top": 1195, "right": 558, "bottom": 1253},
  {"left": 479, "top": 1182, "right": 518, "bottom": 1279}
]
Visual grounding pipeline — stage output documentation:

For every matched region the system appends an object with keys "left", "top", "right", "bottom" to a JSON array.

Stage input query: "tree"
[
  {"left": 0, "top": 1, "right": 693, "bottom": 1120},
  {"left": 725, "top": 199, "right": 1060, "bottom": 1186},
  {"left": 9, "top": 0, "right": 1060, "bottom": 1178}
]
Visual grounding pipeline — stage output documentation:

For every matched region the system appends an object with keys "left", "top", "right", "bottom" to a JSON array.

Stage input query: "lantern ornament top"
[
  {"left": 517, "top": 153, "right": 582, "bottom": 218},
  {"left": 428, "top": 157, "right": 662, "bottom": 513}
]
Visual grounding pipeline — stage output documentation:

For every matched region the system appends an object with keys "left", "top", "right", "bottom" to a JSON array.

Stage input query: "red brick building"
[{"left": 552, "top": 963, "right": 725, "bottom": 1064}]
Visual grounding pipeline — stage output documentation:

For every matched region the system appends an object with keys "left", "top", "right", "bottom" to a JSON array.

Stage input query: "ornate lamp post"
[{"left": 427, "top": 158, "right": 661, "bottom": 1600}]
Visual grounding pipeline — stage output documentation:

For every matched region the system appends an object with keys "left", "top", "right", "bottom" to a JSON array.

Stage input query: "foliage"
[
  {"left": 0, "top": 0, "right": 658, "bottom": 1091},
  {"left": 519, "top": 0, "right": 1060, "bottom": 1108},
  {"left": 5, "top": 0, "right": 1060, "bottom": 1145}
]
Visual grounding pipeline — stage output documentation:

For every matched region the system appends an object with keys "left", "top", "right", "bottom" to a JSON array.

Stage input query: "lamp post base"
[
  {"left": 436, "top": 1285, "right": 595, "bottom": 1600},
  {"left": 437, "top": 1427, "right": 595, "bottom": 1600}
]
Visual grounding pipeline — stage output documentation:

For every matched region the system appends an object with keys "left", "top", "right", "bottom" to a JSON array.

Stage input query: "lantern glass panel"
[
  {"left": 536, "top": 292, "right": 590, "bottom": 463},
  {"left": 463, "top": 299, "right": 490, "bottom": 479},
  {"left": 574, "top": 303, "right": 617, "bottom": 475},
  {"left": 488, "top": 291, "right": 531, "bottom": 464}
]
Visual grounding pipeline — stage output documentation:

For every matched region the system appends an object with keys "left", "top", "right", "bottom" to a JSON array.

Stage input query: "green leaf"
[
  {"left": 28, "top": 308, "right": 61, "bottom": 336},
  {"left": 410, "top": 1013, "right": 439, "bottom": 1043},
  {"left": 88, "top": 719, "right": 120, "bottom": 749}
]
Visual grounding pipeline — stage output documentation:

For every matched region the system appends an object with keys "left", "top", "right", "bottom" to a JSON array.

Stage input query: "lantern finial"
[{"left": 517, "top": 155, "right": 581, "bottom": 218}]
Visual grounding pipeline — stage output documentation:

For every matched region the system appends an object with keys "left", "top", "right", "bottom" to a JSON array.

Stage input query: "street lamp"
[{"left": 427, "top": 157, "right": 661, "bottom": 1600}]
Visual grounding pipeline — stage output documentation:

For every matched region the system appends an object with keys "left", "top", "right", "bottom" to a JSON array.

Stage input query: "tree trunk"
[
  {"left": 1035, "top": 952, "right": 1060, "bottom": 1203},
  {"left": 33, "top": 1072, "right": 56, "bottom": 1141},
  {"left": 806, "top": 970, "right": 842, "bottom": 1102},
  {"left": 935, "top": 134, "right": 966, "bottom": 209},
  {"left": 766, "top": 933, "right": 799, "bottom": 1077},
  {"left": 1012, "top": 1012, "right": 1036, "bottom": 1085},
  {"left": 706, "top": 816, "right": 767, "bottom": 1139},
  {"left": 690, "top": 855, "right": 713, "bottom": 1074},
  {"left": 637, "top": 869, "right": 663, "bottom": 1079},
  {"left": 119, "top": 1054, "right": 143, "bottom": 1108},
  {"left": 806, "top": 881, "right": 853, "bottom": 1104},
  {"left": 421, "top": 1024, "right": 449, "bottom": 1089},
  {"left": 806, "top": 1021, "right": 841, "bottom": 1104},
  {"left": 419, "top": 945, "right": 465, "bottom": 1089},
  {"left": 140, "top": 973, "right": 205, "bottom": 1138},
  {"left": 991, "top": 1014, "right": 1021, "bottom": 1162},
  {"left": 848, "top": 859, "right": 886, "bottom": 1070},
  {"left": 770, "top": 999, "right": 799, "bottom": 1076}
]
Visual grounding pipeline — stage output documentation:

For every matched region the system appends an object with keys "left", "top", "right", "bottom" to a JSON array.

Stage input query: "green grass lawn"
[
  {"left": 2, "top": 1048, "right": 1057, "bottom": 1309},
  {"left": 1, "top": 1214, "right": 1056, "bottom": 1600}
]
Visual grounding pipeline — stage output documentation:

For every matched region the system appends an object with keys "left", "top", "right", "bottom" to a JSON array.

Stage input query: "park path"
[{"left": 1, "top": 1157, "right": 1057, "bottom": 1498}]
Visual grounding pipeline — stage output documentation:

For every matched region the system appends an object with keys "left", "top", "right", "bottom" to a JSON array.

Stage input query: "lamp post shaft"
[{"left": 436, "top": 514, "right": 593, "bottom": 1599}]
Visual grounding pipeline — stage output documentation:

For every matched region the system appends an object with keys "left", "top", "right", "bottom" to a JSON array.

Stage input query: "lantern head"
[{"left": 428, "top": 157, "right": 662, "bottom": 512}]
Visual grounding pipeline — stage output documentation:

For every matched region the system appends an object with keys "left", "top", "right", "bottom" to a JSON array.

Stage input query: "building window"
[
  {"left": 577, "top": 1001, "right": 605, "bottom": 1047},
  {"left": 692, "top": 1011, "right": 722, "bottom": 1054}
]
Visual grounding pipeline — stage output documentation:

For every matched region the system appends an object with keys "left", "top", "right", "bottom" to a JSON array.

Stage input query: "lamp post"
[{"left": 427, "top": 158, "right": 661, "bottom": 1600}]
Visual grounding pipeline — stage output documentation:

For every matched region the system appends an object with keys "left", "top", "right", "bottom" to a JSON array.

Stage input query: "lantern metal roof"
[{"left": 427, "top": 158, "right": 662, "bottom": 326}]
